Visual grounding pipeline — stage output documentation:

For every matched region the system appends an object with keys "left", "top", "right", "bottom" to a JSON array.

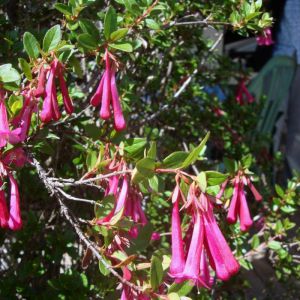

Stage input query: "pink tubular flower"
[
  {"left": 227, "top": 175, "right": 262, "bottom": 231},
  {"left": 203, "top": 200, "right": 240, "bottom": 281},
  {"left": 169, "top": 184, "right": 185, "bottom": 277},
  {"left": 7, "top": 174, "right": 22, "bottom": 230},
  {"left": 11, "top": 89, "right": 38, "bottom": 143},
  {"left": 176, "top": 211, "right": 208, "bottom": 288},
  {"left": 256, "top": 28, "right": 274, "bottom": 46},
  {"left": 0, "top": 90, "right": 21, "bottom": 148},
  {"left": 40, "top": 59, "right": 73, "bottom": 123},
  {"left": 0, "top": 148, "right": 26, "bottom": 230},
  {"left": 235, "top": 79, "right": 254, "bottom": 105},
  {"left": 0, "top": 179, "right": 9, "bottom": 228},
  {"left": 90, "top": 50, "right": 126, "bottom": 131}
]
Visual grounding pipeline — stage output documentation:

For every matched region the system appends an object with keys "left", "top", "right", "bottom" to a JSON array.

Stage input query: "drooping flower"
[
  {"left": 203, "top": 199, "right": 240, "bottom": 281},
  {"left": 169, "top": 183, "right": 240, "bottom": 288},
  {"left": 0, "top": 89, "right": 21, "bottom": 148},
  {"left": 40, "top": 58, "right": 74, "bottom": 123},
  {"left": 96, "top": 162, "right": 147, "bottom": 236},
  {"left": 169, "top": 184, "right": 185, "bottom": 277},
  {"left": 0, "top": 147, "right": 27, "bottom": 230},
  {"left": 256, "top": 28, "right": 274, "bottom": 46},
  {"left": 227, "top": 174, "right": 262, "bottom": 231},
  {"left": 235, "top": 79, "right": 254, "bottom": 105},
  {"left": 90, "top": 50, "right": 126, "bottom": 131},
  {"left": 11, "top": 89, "right": 38, "bottom": 143}
]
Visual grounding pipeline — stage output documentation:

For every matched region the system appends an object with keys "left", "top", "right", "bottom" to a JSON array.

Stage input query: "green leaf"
[
  {"left": 109, "top": 42, "right": 133, "bottom": 52},
  {"left": 275, "top": 184, "right": 285, "bottom": 198},
  {"left": 205, "top": 171, "right": 228, "bottom": 186},
  {"left": 79, "top": 19, "right": 99, "bottom": 37},
  {"left": 239, "top": 258, "right": 253, "bottom": 270},
  {"left": 18, "top": 58, "right": 32, "bottom": 80},
  {"left": 127, "top": 223, "right": 153, "bottom": 254},
  {"left": 181, "top": 132, "right": 210, "bottom": 168},
  {"left": 23, "top": 32, "right": 40, "bottom": 59},
  {"left": 162, "top": 151, "right": 189, "bottom": 169},
  {"left": 7, "top": 94, "right": 23, "bottom": 117},
  {"left": 86, "top": 150, "right": 97, "bottom": 171},
  {"left": 136, "top": 157, "right": 155, "bottom": 178},
  {"left": 168, "top": 281, "right": 193, "bottom": 296},
  {"left": 167, "top": 293, "right": 180, "bottom": 300},
  {"left": 124, "top": 138, "right": 147, "bottom": 158},
  {"left": 280, "top": 205, "right": 296, "bottom": 213},
  {"left": 43, "top": 25, "right": 62, "bottom": 52},
  {"left": 150, "top": 255, "right": 163, "bottom": 290},
  {"left": 145, "top": 18, "right": 160, "bottom": 30},
  {"left": 54, "top": 3, "right": 73, "bottom": 15},
  {"left": 104, "top": 7, "right": 117, "bottom": 40},
  {"left": 80, "top": 273, "right": 88, "bottom": 288},
  {"left": 241, "top": 154, "right": 252, "bottom": 169},
  {"left": 94, "top": 195, "right": 115, "bottom": 219},
  {"left": 251, "top": 234, "right": 260, "bottom": 249},
  {"left": 77, "top": 33, "right": 98, "bottom": 50},
  {"left": 110, "top": 28, "right": 129, "bottom": 41},
  {"left": 99, "top": 257, "right": 111, "bottom": 276},
  {"left": 149, "top": 175, "right": 164, "bottom": 193},
  {"left": 196, "top": 172, "right": 207, "bottom": 192},
  {"left": 268, "top": 241, "right": 281, "bottom": 250},
  {"left": 147, "top": 141, "right": 156, "bottom": 159},
  {"left": 224, "top": 157, "right": 237, "bottom": 173},
  {"left": 0, "top": 64, "right": 20, "bottom": 83}
]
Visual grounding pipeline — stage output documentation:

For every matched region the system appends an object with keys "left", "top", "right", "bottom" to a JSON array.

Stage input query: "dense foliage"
[{"left": 0, "top": 0, "right": 299, "bottom": 299}]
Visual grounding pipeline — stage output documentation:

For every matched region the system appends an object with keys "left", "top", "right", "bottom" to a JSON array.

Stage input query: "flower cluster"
[
  {"left": 256, "top": 28, "right": 274, "bottom": 46},
  {"left": 90, "top": 50, "right": 126, "bottom": 131},
  {"left": 224, "top": 173, "right": 262, "bottom": 231},
  {"left": 97, "top": 161, "right": 147, "bottom": 237},
  {"left": 38, "top": 58, "right": 74, "bottom": 123},
  {"left": 169, "top": 181, "right": 240, "bottom": 288}
]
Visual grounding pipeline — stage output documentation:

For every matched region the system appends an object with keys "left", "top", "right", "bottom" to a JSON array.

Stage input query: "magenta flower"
[
  {"left": 176, "top": 211, "right": 208, "bottom": 288},
  {"left": 34, "top": 65, "right": 47, "bottom": 98},
  {"left": 125, "top": 188, "right": 147, "bottom": 238},
  {"left": 256, "top": 28, "right": 274, "bottom": 46},
  {"left": 7, "top": 174, "right": 22, "bottom": 230},
  {"left": 0, "top": 90, "right": 21, "bottom": 148},
  {"left": 11, "top": 89, "right": 38, "bottom": 143},
  {"left": 0, "top": 148, "right": 26, "bottom": 230},
  {"left": 236, "top": 79, "right": 254, "bottom": 105},
  {"left": 203, "top": 200, "right": 240, "bottom": 281},
  {"left": 0, "top": 179, "right": 9, "bottom": 228},
  {"left": 90, "top": 50, "right": 126, "bottom": 131},
  {"left": 227, "top": 175, "right": 262, "bottom": 231},
  {"left": 169, "top": 184, "right": 185, "bottom": 277},
  {"left": 40, "top": 59, "right": 74, "bottom": 123}
]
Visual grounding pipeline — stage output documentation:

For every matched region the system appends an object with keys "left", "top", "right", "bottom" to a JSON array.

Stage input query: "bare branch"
[{"left": 30, "top": 157, "right": 142, "bottom": 292}]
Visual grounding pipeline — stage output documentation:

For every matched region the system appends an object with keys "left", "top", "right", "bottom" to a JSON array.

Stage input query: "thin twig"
[
  {"left": 31, "top": 157, "right": 142, "bottom": 292},
  {"left": 142, "top": 33, "right": 224, "bottom": 124},
  {"left": 56, "top": 188, "right": 103, "bottom": 207}
]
